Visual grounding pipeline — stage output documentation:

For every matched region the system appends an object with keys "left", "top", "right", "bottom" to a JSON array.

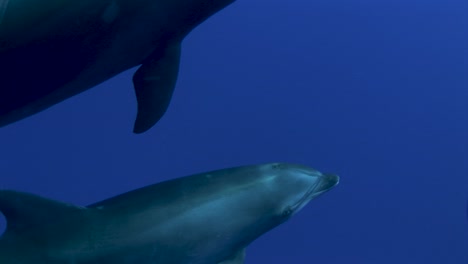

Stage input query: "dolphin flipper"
[
  {"left": 132, "top": 43, "right": 181, "bottom": 133},
  {"left": 218, "top": 249, "right": 246, "bottom": 264}
]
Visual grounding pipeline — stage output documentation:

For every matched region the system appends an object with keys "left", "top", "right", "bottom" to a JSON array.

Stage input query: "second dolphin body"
[{"left": 0, "top": 0, "right": 235, "bottom": 133}]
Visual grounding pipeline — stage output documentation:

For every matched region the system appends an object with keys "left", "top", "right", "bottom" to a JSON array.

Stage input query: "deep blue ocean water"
[{"left": 1, "top": 0, "right": 467, "bottom": 263}]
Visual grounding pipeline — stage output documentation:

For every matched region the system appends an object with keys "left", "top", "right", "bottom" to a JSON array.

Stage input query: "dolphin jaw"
[{"left": 288, "top": 173, "right": 340, "bottom": 215}]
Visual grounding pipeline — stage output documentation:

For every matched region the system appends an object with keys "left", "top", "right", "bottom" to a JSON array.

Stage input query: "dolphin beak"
[
  {"left": 318, "top": 174, "right": 340, "bottom": 192},
  {"left": 307, "top": 173, "right": 339, "bottom": 198},
  {"left": 290, "top": 173, "right": 339, "bottom": 212}
]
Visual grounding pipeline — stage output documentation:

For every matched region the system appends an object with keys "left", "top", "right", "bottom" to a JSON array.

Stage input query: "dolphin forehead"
[{"left": 265, "top": 163, "right": 322, "bottom": 175}]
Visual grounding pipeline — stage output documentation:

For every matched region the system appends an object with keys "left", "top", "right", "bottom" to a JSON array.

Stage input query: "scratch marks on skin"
[
  {"left": 101, "top": 1, "right": 120, "bottom": 24},
  {"left": 0, "top": 0, "right": 9, "bottom": 25}
]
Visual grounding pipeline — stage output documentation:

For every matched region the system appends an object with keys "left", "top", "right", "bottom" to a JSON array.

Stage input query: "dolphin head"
[
  {"left": 251, "top": 163, "right": 339, "bottom": 220},
  {"left": 202, "top": 163, "right": 339, "bottom": 252}
]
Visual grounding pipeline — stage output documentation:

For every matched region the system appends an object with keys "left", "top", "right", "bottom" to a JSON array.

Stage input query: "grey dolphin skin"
[
  {"left": 0, "top": 0, "right": 235, "bottom": 133},
  {"left": 0, "top": 163, "right": 339, "bottom": 264}
]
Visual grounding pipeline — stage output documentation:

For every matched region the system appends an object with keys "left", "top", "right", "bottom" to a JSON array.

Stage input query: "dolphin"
[
  {"left": 0, "top": 0, "right": 235, "bottom": 133},
  {"left": 0, "top": 163, "right": 339, "bottom": 263}
]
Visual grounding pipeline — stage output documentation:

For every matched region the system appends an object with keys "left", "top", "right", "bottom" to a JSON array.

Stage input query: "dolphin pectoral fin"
[
  {"left": 132, "top": 42, "right": 182, "bottom": 134},
  {"left": 218, "top": 248, "right": 246, "bottom": 264},
  {"left": 0, "top": 190, "right": 87, "bottom": 239},
  {"left": 0, "top": 0, "right": 9, "bottom": 25}
]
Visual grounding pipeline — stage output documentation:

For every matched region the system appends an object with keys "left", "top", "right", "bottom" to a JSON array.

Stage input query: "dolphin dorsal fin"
[{"left": 0, "top": 190, "right": 86, "bottom": 239}]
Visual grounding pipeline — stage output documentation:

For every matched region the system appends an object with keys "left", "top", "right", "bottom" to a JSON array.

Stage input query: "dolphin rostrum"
[
  {"left": 0, "top": 163, "right": 339, "bottom": 263},
  {"left": 0, "top": 0, "right": 235, "bottom": 133}
]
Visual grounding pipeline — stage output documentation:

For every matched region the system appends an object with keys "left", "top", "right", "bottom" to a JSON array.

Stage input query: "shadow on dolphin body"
[
  {"left": 0, "top": 163, "right": 339, "bottom": 263},
  {"left": 0, "top": 0, "right": 236, "bottom": 133}
]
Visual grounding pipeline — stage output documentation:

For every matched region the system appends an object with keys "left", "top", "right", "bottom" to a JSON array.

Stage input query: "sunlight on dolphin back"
[
  {"left": 101, "top": 1, "right": 120, "bottom": 24},
  {"left": 0, "top": 0, "right": 9, "bottom": 25},
  {"left": 0, "top": 212, "right": 5, "bottom": 236}
]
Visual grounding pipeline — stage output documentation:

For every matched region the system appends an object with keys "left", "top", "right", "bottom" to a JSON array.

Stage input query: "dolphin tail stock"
[{"left": 132, "top": 42, "right": 182, "bottom": 133}]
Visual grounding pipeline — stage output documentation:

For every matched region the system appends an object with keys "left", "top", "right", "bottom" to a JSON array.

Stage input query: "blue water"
[{"left": 1, "top": 0, "right": 467, "bottom": 263}]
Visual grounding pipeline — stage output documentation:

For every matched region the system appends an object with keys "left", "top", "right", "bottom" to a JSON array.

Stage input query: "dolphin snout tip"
[{"left": 322, "top": 174, "right": 340, "bottom": 190}]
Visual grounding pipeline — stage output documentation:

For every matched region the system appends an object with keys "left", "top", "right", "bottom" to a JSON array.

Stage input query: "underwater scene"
[{"left": 0, "top": 0, "right": 467, "bottom": 263}]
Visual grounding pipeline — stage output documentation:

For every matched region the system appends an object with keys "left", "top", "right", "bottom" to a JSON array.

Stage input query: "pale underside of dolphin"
[
  {"left": 0, "top": 163, "right": 339, "bottom": 264},
  {"left": 0, "top": 0, "right": 235, "bottom": 133}
]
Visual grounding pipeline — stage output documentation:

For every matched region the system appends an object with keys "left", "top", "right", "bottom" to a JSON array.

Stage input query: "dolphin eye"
[{"left": 282, "top": 207, "right": 293, "bottom": 217}]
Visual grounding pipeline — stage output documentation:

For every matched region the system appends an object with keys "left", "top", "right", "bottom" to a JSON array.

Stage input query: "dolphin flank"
[
  {"left": 0, "top": 0, "right": 235, "bottom": 133},
  {"left": 0, "top": 163, "right": 339, "bottom": 264}
]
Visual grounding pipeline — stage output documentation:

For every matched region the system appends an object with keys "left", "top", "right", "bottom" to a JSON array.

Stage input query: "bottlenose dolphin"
[
  {"left": 0, "top": 0, "right": 235, "bottom": 133},
  {"left": 0, "top": 163, "right": 339, "bottom": 263}
]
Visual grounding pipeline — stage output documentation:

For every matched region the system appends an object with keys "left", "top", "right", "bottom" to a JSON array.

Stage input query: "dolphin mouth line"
[{"left": 290, "top": 178, "right": 321, "bottom": 211}]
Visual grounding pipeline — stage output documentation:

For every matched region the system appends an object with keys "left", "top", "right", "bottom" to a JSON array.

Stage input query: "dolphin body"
[
  {"left": 0, "top": 163, "right": 339, "bottom": 263},
  {"left": 0, "top": 0, "right": 235, "bottom": 133}
]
